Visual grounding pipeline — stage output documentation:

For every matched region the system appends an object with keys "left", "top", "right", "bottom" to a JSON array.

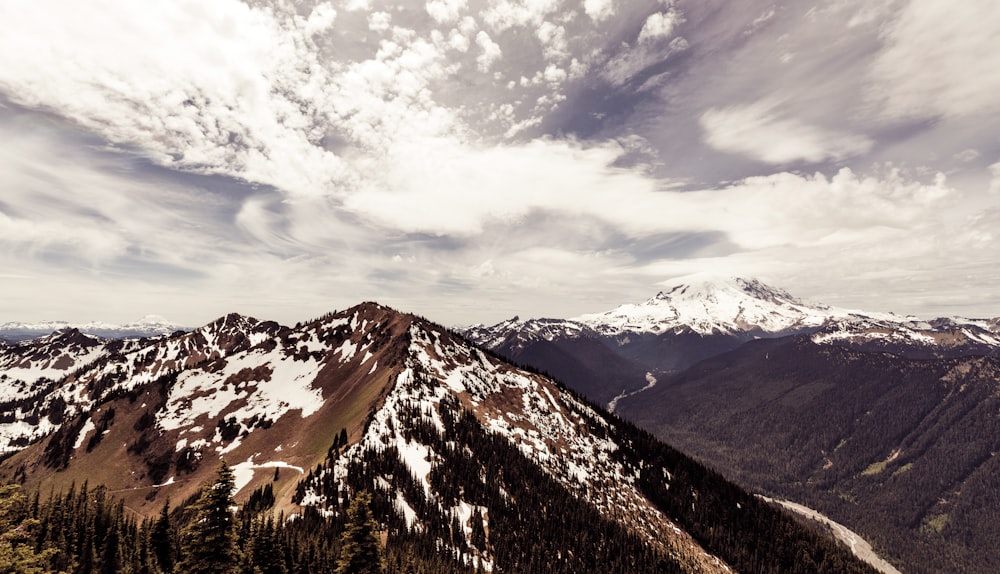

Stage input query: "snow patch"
[
  {"left": 74, "top": 418, "right": 97, "bottom": 450},
  {"left": 231, "top": 458, "right": 305, "bottom": 495}
]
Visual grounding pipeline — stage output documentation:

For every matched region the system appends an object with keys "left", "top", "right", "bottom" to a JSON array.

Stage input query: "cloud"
[
  {"left": 990, "top": 162, "right": 1000, "bottom": 194},
  {"left": 304, "top": 3, "right": 338, "bottom": 35},
  {"left": 426, "top": 0, "right": 467, "bottom": 24},
  {"left": 0, "top": 0, "right": 351, "bottom": 197},
  {"left": 638, "top": 11, "right": 680, "bottom": 43},
  {"left": 867, "top": 0, "right": 1000, "bottom": 119},
  {"left": 601, "top": 36, "right": 689, "bottom": 87},
  {"left": 368, "top": 11, "right": 391, "bottom": 31},
  {"left": 0, "top": 210, "right": 126, "bottom": 263},
  {"left": 341, "top": 124, "right": 952, "bottom": 251},
  {"left": 475, "top": 31, "right": 503, "bottom": 71},
  {"left": 482, "top": 0, "right": 561, "bottom": 32},
  {"left": 954, "top": 148, "right": 981, "bottom": 163},
  {"left": 536, "top": 21, "right": 569, "bottom": 62},
  {"left": 341, "top": 0, "right": 371, "bottom": 11},
  {"left": 0, "top": 0, "right": 997, "bottom": 326},
  {"left": 700, "top": 99, "right": 873, "bottom": 164},
  {"left": 584, "top": 0, "right": 615, "bottom": 22},
  {"left": 706, "top": 167, "right": 953, "bottom": 249}
]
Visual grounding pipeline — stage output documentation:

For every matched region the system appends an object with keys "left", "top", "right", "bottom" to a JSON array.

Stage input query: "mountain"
[
  {"left": 465, "top": 276, "right": 1000, "bottom": 573},
  {"left": 466, "top": 276, "right": 1000, "bottom": 407},
  {"left": 0, "top": 314, "right": 186, "bottom": 342},
  {"left": 0, "top": 303, "right": 876, "bottom": 574},
  {"left": 465, "top": 275, "right": 864, "bottom": 400},
  {"left": 573, "top": 275, "right": 842, "bottom": 337}
]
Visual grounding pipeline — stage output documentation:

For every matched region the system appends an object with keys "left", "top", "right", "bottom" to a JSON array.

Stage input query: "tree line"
[{"left": 0, "top": 461, "right": 393, "bottom": 574}]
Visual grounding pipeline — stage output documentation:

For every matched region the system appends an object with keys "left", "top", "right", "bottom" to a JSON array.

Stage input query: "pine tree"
[
  {"left": 335, "top": 490, "right": 383, "bottom": 574},
  {"left": 151, "top": 498, "right": 176, "bottom": 573},
  {"left": 248, "top": 516, "right": 287, "bottom": 574},
  {"left": 177, "top": 461, "right": 242, "bottom": 574},
  {"left": 0, "top": 483, "right": 57, "bottom": 573}
]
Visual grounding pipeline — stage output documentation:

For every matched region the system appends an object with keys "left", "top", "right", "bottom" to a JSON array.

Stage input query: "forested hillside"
[{"left": 617, "top": 336, "right": 1000, "bottom": 573}]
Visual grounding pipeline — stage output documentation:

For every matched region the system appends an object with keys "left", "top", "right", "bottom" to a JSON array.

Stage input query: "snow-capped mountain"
[
  {"left": 0, "top": 302, "right": 874, "bottom": 574},
  {"left": 0, "top": 313, "right": 280, "bottom": 455},
  {"left": 465, "top": 276, "right": 1000, "bottom": 404},
  {"left": 574, "top": 276, "right": 876, "bottom": 337},
  {"left": 473, "top": 275, "right": 1000, "bottom": 346},
  {"left": 0, "top": 314, "right": 186, "bottom": 342}
]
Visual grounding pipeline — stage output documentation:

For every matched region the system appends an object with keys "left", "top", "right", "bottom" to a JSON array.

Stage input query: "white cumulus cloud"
[
  {"left": 426, "top": 0, "right": 467, "bottom": 24},
  {"left": 475, "top": 31, "right": 503, "bottom": 71},
  {"left": 584, "top": 0, "right": 615, "bottom": 22},
  {"left": 638, "top": 11, "right": 679, "bottom": 43}
]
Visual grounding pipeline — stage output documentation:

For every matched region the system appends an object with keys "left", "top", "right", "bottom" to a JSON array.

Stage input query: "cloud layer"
[{"left": 0, "top": 0, "right": 998, "bottom": 326}]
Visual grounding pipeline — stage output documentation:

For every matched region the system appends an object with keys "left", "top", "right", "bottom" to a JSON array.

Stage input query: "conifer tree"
[
  {"left": 178, "top": 461, "right": 242, "bottom": 574},
  {"left": 0, "top": 483, "right": 56, "bottom": 573},
  {"left": 244, "top": 516, "right": 287, "bottom": 574},
  {"left": 151, "top": 498, "right": 176, "bottom": 573},
  {"left": 335, "top": 490, "right": 383, "bottom": 574}
]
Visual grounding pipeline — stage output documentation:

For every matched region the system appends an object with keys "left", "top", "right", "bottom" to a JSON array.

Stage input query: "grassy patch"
[
  {"left": 861, "top": 460, "right": 887, "bottom": 476},
  {"left": 891, "top": 462, "right": 913, "bottom": 477},
  {"left": 921, "top": 513, "right": 949, "bottom": 534}
]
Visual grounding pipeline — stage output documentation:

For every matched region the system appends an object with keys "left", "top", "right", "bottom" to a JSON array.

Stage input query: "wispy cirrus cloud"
[
  {"left": 700, "top": 98, "right": 873, "bottom": 165},
  {"left": 866, "top": 0, "right": 1000, "bottom": 120}
]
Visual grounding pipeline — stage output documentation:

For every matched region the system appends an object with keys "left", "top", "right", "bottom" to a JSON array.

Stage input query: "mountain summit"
[{"left": 574, "top": 275, "right": 841, "bottom": 337}]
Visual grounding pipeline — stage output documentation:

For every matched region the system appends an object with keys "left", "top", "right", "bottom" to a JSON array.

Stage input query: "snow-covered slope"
[
  {"left": 298, "top": 321, "right": 727, "bottom": 570},
  {"left": 0, "top": 329, "right": 106, "bottom": 398},
  {"left": 465, "top": 316, "right": 599, "bottom": 350},
  {"left": 810, "top": 314, "right": 1000, "bottom": 356},
  {"left": 0, "top": 305, "right": 407, "bottom": 500}
]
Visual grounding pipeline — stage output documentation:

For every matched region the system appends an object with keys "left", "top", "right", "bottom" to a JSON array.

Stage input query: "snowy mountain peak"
[
  {"left": 653, "top": 276, "right": 802, "bottom": 307},
  {"left": 575, "top": 276, "right": 834, "bottom": 336}
]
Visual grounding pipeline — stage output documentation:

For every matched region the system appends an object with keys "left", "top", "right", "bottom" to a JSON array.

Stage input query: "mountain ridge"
[{"left": 0, "top": 301, "right": 877, "bottom": 574}]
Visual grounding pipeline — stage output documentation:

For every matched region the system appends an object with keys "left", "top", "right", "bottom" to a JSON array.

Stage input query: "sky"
[{"left": 0, "top": 0, "right": 999, "bottom": 328}]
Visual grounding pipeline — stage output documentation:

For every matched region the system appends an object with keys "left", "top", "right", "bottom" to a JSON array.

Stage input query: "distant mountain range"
[
  {"left": 464, "top": 276, "right": 1000, "bottom": 574},
  {"left": 0, "top": 303, "right": 874, "bottom": 574},
  {"left": 0, "top": 315, "right": 186, "bottom": 342}
]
